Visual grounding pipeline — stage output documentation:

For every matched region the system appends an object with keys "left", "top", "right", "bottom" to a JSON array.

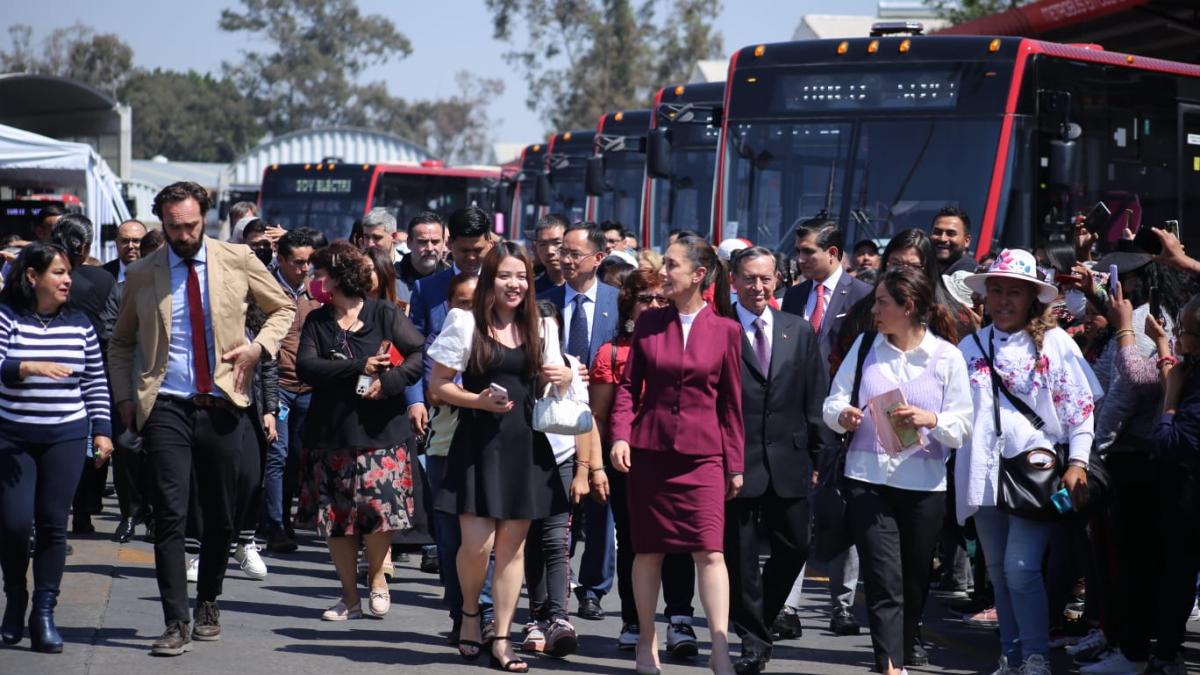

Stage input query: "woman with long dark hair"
[
  {"left": 590, "top": 269, "right": 696, "bottom": 652},
  {"left": 0, "top": 242, "right": 113, "bottom": 653},
  {"left": 366, "top": 247, "right": 399, "bottom": 306},
  {"left": 429, "top": 242, "right": 572, "bottom": 672},
  {"left": 610, "top": 235, "right": 743, "bottom": 675},
  {"left": 824, "top": 265, "right": 972, "bottom": 675}
]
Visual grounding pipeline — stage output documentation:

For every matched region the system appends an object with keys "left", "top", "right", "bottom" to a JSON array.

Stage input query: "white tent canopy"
[{"left": 0, "top": 123, "right": 130, "bottom": 257}]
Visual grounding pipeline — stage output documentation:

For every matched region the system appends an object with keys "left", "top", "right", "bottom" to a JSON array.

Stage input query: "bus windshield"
[
  {"left": 595, "top": 152, "right": 645, "bottom": 228},
  {"left": 549, "top": 166, "right": 588, "bottom": 223},
  {"left": 515, "top": 177, "right": 541, "bottom": 238},
  {"left": 260, "top": 168, "right": 372, "bottom": 239},
  {"left": 650, "top": 123, "right": 720, "bottom": 246},
  {"left": 723, "top": 117, "right": 1001, "bottom": 248}
]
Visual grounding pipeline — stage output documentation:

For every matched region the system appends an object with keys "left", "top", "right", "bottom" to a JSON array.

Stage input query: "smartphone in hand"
[{"left": 488, "top": 382, "right": 509, "bottom": 404}]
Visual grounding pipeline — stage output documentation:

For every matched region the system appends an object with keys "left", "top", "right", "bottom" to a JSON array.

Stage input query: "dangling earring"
[{"left": 624, "top": 319, "right": 635, "bottom": 333}]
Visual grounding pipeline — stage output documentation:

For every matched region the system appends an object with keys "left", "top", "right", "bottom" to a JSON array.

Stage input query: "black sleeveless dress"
[{"left": 433, "top": 342, "right": 567, "bottom": 520}]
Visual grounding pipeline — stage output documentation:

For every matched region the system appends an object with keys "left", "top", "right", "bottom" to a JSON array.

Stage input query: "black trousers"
[
  {"left": 845, "top": 479, "right": 944, "bottom": 673},
  {"left": 1107, "top": 453, "right": 1200, "bottom": 662},
  {"left": 724, "top": 483, "right": 810, "bottom": 657},
  {"left": 112, "top": 410, "right": 152, "bottom": 520},
  {"left": 608, "top": 466, "right": 694, "bottom": 624},
  {"left": 71, "top": 452, "right": 107, "bottom": 517},
  {"left": 0, "top": 436, "right": 84, "bottom": 596},
  {"left": 143, "top": 397, "right": 251, "bottom": 625}
]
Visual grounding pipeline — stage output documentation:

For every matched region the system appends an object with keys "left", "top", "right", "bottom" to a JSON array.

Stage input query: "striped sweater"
[{"left": 0, "top": 304, "right": 112, "bottom": 442}]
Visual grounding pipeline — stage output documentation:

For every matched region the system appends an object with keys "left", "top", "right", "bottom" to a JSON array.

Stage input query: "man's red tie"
[
  {"left": 185, "top": 259, "right": 213, "bottom": 394},
  {"left": 811, "top": 284, "right": 826, "bottom": 332}
]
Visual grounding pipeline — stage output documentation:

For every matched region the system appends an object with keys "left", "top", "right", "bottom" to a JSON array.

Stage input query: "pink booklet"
[{"left": 867, "top": 388, "right": 922, "bottom": 454}]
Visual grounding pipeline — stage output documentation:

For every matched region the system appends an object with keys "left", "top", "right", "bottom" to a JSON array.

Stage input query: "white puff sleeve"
[
  {"left": 428, "top": 308, "right": 475, "bottom": 373},
  {"left": 540, "top": 317, "right": 565, "bottom": 367}
]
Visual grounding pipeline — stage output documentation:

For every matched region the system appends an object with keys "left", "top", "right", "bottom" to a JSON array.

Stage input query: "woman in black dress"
[{"left": 429, "top": 242, "right": 572, "bottom": 672}]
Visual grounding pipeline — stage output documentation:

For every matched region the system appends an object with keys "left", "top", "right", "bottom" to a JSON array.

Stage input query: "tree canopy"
[
  {"left": 486, "top": 0, "right": 724, "bottom": 131},
  {"left": 925, "top": 0, "right": 1033, "bottom": 25}
]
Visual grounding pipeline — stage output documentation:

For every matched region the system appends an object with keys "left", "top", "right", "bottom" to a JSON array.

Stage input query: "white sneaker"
[
  {"left": 1189, "top": 599, "right": 1199, "bottom": 621},
  {"left": 185, "top": 556, "right": 199, "bottom": 583},
  {"left": 665, "top": 615, "right": 698, "bottom": 659},
  {"left": 234, "top": 541, "right": 268, "bottom": 580},
  {"left": 1067, "top": 628, "right": 1107, "bottom": 656},
  {"left": 1080, "top": 650, "right": 1146, "bottom": 674},
  {"left": 1019, "top": 654, "right": 1051, "bottom": 675}
]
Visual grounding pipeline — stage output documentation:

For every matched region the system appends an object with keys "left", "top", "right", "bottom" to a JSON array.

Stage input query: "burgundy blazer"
[{"left": 611, "top": 304, "right": 745, "bottom": 473}]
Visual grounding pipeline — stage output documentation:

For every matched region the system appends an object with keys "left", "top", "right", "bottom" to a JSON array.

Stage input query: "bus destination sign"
[{"left": 291, "top": 178, "right": 354, "bottom": 194}]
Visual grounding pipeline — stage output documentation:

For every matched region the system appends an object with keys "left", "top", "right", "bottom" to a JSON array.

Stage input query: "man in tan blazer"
[{"left": 108, "top": 181, "right": 294, "bottom": 657}]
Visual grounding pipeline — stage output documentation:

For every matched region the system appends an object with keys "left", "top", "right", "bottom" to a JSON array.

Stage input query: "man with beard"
[
  {"left": 396, "top": 211, "right": 449, "bottom": 304},
  {"left": 108, "top": 181, "right": 294, "bottom": 656},
  {"left": 929, "top": 207, "right": 976, "bottom": 275},
  {"left": 103, "top": 220, "right": 147, "bottom": 281}
]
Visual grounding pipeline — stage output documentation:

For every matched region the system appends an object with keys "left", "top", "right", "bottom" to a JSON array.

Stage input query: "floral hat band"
[{"left": 962, "top": 248, "right": 1059, "bottom": 304}]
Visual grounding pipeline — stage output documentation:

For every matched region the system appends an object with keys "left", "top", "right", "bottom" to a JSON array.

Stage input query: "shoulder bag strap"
[
  {"left": 850, "top": 331, "right": 876, "bottom": 409},
  {"left": 970, "top": 330, "right": 1046, "bottom": 436}
]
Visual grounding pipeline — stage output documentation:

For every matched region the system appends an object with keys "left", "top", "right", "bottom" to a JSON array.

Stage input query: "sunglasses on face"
[{"left": 637, "top": 294, "right": 669, "bottom": 306}]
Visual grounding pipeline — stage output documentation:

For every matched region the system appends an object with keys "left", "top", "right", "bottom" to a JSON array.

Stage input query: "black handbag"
[
  {"left": 811, "top": 332, "right": 874, "bottom": 562},
  {"left": 971, "top": 332, "right": 1110, "bottom": 520}
]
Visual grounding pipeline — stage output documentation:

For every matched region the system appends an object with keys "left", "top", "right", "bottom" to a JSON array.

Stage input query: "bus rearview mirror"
[
  {"left": 585, "top": 157, "right": 607, "bottom": 196},
  {"left": 535, "top": 173, "right": 552, "bottom": 206},
  {"left": 647, "top": 129, "right": 672, "bottom": 179}
]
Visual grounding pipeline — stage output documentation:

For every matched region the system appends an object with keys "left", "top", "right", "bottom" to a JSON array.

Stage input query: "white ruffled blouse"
[{"left": 954, "top": 325, "right": 1103, "bottom": 524}]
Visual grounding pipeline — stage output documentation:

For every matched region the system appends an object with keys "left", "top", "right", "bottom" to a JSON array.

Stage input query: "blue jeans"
[
  {"left": 972, "top": 507, "right": 1055, "bottom": 663},
  {"left": 427, "top": 454, "right": 493, "bottom": 621},
  {"left": 574, "top": 498, "right": 615, "bottom": 603},
  {"left": 264, "top": 390, "right": 309, "bottom": 532}
]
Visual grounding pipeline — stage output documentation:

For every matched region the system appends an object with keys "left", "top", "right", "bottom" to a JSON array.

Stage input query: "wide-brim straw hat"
[{"left": 963, "top": 248, "right": 1059, "bottom": 304}]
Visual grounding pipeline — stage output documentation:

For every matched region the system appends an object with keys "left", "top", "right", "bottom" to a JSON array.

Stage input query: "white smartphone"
[
  {"left": 488, "top": 382, "right": 509, "bottom": 402},
  {"left": 355, "top": 374, "right": 374, "bottom": 397}
]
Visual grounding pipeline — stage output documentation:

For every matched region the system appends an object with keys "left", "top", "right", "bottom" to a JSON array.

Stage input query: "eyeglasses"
[
  {"left": 560, "top": 249, "right": 595, "bottom": 261},
  {"left": 636, "top": 294, "right": 670, "bottom": 306},
  {"left": 117, "top": 237, "right": 143, "bottom": 246}
]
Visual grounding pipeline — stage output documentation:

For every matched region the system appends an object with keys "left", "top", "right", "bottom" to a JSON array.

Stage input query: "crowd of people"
[{"left": 0, "top": 182, "right": 1198, "bottom": 675}]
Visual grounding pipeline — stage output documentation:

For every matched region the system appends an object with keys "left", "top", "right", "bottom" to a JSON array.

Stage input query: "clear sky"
[{"left": 4, "top": 0, "right": 879, "bottom": 153}]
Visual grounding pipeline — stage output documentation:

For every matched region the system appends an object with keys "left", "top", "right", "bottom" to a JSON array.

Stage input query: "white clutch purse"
[{"left": 532, "top": 383, "right": 593, "bottom": 435}]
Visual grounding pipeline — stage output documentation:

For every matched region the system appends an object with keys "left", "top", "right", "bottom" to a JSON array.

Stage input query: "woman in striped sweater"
[{"left": 0, "top": 242, "right": 113, "bottom": 653}]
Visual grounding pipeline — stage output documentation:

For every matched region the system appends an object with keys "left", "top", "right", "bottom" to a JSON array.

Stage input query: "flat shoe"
[
  {"left": 321, "top": 600, "right": 362, "bottom": 621},
  {"left": 368, "top": 590, "right": 390, "bottom": 617}
]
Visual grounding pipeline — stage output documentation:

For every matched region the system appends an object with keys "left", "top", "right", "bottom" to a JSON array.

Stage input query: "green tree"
[
  {"left": 118, "top": 69, "right": 262, "bottom": 163},
  {"left": 925, "top": 0, "right": 1034, "bottom": 25},
  {"left": 0, "top": 23, "right": 133, "bottom": 96},
  {"left": 218, "top": 0, "right": 412, "bottom": 134},
  {"left": 487, "top": 0, "right": 723, "bottom": 131}
]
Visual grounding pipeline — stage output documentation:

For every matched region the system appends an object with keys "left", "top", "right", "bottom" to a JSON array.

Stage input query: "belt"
[{"left": 159, "top": 393, "right": 237, "bottom": 412}]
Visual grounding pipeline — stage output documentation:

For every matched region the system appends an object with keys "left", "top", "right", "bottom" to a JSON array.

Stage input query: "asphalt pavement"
[{"left": 0, "top": 496, "right": 1195, "bottom": 675}]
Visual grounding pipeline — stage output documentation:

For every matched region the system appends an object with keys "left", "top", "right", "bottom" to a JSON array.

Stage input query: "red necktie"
[
  {"left": 185, "top": 259, "right": 213, "bottom": 394},
  {"left": 811, "top": 285, "right": 827, "bottom": 332}
]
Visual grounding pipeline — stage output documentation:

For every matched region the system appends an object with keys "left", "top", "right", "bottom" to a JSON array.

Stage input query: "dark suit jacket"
[
  {"left": 611, "top": 305, "right": 745, "bottom": 473},
  {"left": 538, "top": 279, "right": 619, "bottom": 368},
  {"left": 780, "top": 272, "right": 872, "bottom": 370},
  {"left": 405, "top": 267, "right": 456, "bottom": 406},
  {"left": 70, "top": 265, "right": 116, "bottom": 352},
  {"left": 102, "top": 258, "right": 121, "bottom": 280},
  {"left": 734, "top": 306, "right": 838, "bottom": 500}
]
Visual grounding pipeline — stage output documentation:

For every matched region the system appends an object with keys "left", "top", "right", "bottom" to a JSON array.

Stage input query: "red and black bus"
[
  {"left": 545, "top": 131, "right": 596, "bottom": 224},
  {"left": 584, "top": 109, "right": 651, "bottom": 230},
  {"left": 644, "top": 81, "right": 725, "bottom": 250},
  {"left": 714, "top": 30, "right": 1200, "bottom": 255},
  {"left": 507, "top": 142, "right": 549, "bottom": 239},
  {"left": 259, "top": 160, "right": 501, "bottom": 242}
]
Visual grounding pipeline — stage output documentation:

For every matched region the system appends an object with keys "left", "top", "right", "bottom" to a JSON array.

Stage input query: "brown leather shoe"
[
  {"left": 192, "top": 601, "right": 221, "bottom": 641},
  {"left": 151, "top": 621, "right": 192, "bottom": 656}
]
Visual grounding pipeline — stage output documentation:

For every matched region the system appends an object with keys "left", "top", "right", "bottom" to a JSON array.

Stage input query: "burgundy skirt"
[{"left": 626, "top": 448, "right": 725, "bottom": 553}]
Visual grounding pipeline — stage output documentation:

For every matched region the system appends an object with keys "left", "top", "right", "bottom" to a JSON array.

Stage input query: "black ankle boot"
[
  {"left": 28, "top": 590, "right": 62, "bottom": 653},
  {"left": 1, "top": 589, "right": 27, "bottom": 644}
]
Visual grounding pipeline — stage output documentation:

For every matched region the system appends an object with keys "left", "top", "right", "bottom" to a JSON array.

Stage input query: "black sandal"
[
  {"left": 458, "top": 608, "right": 483, "bottom": 661},
  {"left": 490, "top": 637, "right": 529, "bottom": 673}
]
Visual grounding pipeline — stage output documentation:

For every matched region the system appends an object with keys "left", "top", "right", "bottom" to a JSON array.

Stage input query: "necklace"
[{"left": 32, "top": 312, "right": 57, "bottom": 330}]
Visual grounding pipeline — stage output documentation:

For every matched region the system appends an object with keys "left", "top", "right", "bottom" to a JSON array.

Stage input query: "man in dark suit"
[
  {"left": 538, "top": 222, "right": 620, "bottom": 623},
  {"left": 102, "top": 219, "right": 147, "bottom": 281},
  {"left": 779, "top": 218, "right": 870, "bottom": 638},
  {"left": 726, "top": 247, "right": 838, "bottom": 675}
]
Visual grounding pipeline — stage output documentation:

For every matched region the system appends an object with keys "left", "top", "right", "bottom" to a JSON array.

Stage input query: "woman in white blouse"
[
  {"left": 825, "top": 266, "right": 972, "bottom": 675},
  {"left": 957, "top": 249, "right": 1101, "bottom": 675}
]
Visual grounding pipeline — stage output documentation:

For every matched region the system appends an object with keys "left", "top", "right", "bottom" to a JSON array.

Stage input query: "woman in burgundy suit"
[{"left": 610, "top": 236, "right": 745, "bottom": 675}]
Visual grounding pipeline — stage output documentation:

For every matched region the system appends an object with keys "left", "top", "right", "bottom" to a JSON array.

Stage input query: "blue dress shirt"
[{"left": 158, "top": 243, "right": 218, "bottom": 398}]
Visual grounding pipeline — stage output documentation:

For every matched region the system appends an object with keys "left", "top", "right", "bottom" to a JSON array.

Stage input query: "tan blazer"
[{"left": 108, "top": 236, "right": 296, "bottom": 429}]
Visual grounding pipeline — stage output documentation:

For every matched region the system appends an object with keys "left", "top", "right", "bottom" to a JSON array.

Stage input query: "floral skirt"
[{"left": 297, "top": 445, "right": 415, "bottom": 538}]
